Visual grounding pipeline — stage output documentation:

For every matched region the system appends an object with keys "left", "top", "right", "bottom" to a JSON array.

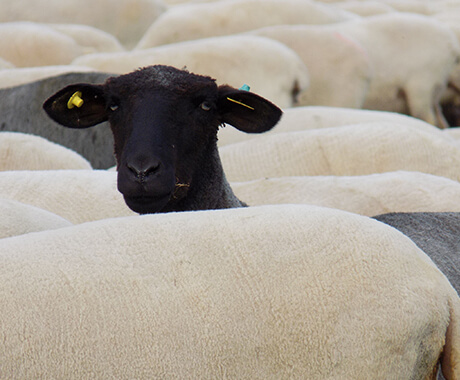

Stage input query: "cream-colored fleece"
[
  {"left": 232, "top": 171, "right": 460, "bottom": 216},
  {"left": 0, "top": 170, "right": 135, "bottom": 224},
  {"left": 0, "top": 205, "right": 458, "bottom": 379},
  {"left": 0, "top": 198, "right": 72, "bottom": 239},
  {"left": 220, "top": 122, "right": 460, "bottom": 182},
  {"left": 0, "top": 132, "right": 91, "bottom": 171},
  {"left": 217, "top": 106, "right": 442, "bottom": 147}
]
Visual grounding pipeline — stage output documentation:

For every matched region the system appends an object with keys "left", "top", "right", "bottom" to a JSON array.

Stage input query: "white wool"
[
  {"left": 0, "top": 205, "right": 458, "bottom": 378},
  {"left": 443, "top": 127, "right": 460, "bottom": 148},
  {"left": 0, "top": 170, "right": 135, "bottom": 224},
  {"left": 232, "top": 171, "right": 460, "bottom": 216},
  {"left": 47, "top": 24, "right": 125, "bottom": 54},
  {"left": 0, "top": 132, "right": 92, "bottom": 171},
  {"left": 0, "top": 0, "right": 166, "bottom": 48},
  {"left": 73, "top": 35, "right": 310, "bottom": 108},
  {"left": 135, "top": 0, "right": 357, "bottom": 48},
  {"left": 247, "top": 25, "right": 372, "bottom": 109},
  {"left": 334, "top": 1, "right": 395, "bottom": 16},
  {"left": 0, "top": 65, "right": 97, "bottom": 89},
  {"left": 0, "top": 57, "right": 14, "bottom": 69},
  {"left": 0, "top": 22, "right": 84, "bottom": 67},
  {"left": 328, "top": 13, "right": 460, "bottom": 128},
  {"left": 0, "top": 198, "right": 72, "bottom": 239},
  {"left": 217, "top": 106, "right": 442, "bottom": 146},
  {"left": 219, "top": 122, "right": 460, "bottom": 182}
]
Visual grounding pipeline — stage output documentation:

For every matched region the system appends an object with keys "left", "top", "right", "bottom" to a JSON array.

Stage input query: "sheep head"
[{"left": 43, "top": 65, "right": 282, "bottom": 214}]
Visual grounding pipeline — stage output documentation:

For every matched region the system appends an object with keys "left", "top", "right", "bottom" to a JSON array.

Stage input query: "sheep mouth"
[{"left": 124, "top": 193, "right": 172, "bottom": 214}]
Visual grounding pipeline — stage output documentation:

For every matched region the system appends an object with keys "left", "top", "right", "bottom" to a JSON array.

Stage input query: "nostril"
[{"left": 127, "top": 160, "right": 161, "bottom": 179}]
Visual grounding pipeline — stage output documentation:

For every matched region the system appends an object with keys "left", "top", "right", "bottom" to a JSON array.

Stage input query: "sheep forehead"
[{"left": 106, "top": 65, "right": 217, "bottom": 96}]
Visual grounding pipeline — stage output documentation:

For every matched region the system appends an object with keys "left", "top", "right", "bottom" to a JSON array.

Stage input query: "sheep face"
[{"left": 43, "top": 65, "right": 282, "bottom": 214}]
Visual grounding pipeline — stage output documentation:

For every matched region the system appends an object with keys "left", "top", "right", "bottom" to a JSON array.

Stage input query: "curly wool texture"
[
  {"left": 0, "top": 132, "right": 91, "bottom": 171},
  {"left": 219, "top": 122, "right": 460, "bottom": 182},
  {"left": 231, "top": 171, "right": 460, "bottom": 216},
  {"left": 0, "top": 205, "right": 458, "bottom": 378}
]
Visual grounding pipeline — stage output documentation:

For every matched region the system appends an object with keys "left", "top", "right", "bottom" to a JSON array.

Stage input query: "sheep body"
[
  {"left": 0, "top": 170, "right": 135, "bottom": 224},
  {"left": 0, "top": 72, "right": 115, "bottom": 169},
  {"left": 217, "top": 105, "right": 441, "bottom": 146},
  {"left": 219, "top": 122, "right": 460, "bottom": 182},
  {"left": 0, "top": 198, "right": 72, "bottom": 239},
  {"left": 135, "top": 0, "right": 357, "bottom": 48},
  {"left": 0, "top": 132, "right": 91, "bottom": 171},
  {"left": 72, "top": 35, "right": 310, "bottom": 108},
  {"left": 0, "top": 22, "right": 85, "bottom": 67},
  {"left": 0, "top": 0, "right": 166, "bottom": 48},
  {"left": 330, "top": 13, "right": 460, "bottom": 127},
  {"left": 231, "top": 171, "right": 460, "bottom": 216},
  {"left": 0, "top": 205, "right": 458, "bottom": 378},
  {"left": 248, "top": 25, "right": 372, "bottom": 109}
]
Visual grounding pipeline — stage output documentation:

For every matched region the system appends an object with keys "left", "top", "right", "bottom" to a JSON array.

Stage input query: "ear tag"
[
  {"left": 226, "top": 97, "right": 254, "bottom": 110},
  {"left": 67, "top": 91, "right": 84, "bottom": 109},
  {"left": 239, "top": 84, "right": 250, "bottom": 91}
]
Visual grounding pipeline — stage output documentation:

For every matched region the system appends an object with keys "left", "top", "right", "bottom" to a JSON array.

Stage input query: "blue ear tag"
[{"left": 239, "top": 84, "right": 250, "bottom": 91}]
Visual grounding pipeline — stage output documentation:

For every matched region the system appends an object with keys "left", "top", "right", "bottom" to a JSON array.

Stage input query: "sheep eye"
[
  {"left": 110, "top": 104, "right": 119, "bottom": 112},
  {"left": 200, "top": 101, "right": 212, "bottom": 111}
]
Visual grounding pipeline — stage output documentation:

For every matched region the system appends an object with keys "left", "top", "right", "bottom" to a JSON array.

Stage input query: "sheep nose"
[{"left": 127, "top": 159, "right": 161, "bottom": 180}]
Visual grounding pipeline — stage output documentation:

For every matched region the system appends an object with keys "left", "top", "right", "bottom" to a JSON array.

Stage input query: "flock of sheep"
[{"left": 1, "top": 0, "right": 460, "bottom": 378}]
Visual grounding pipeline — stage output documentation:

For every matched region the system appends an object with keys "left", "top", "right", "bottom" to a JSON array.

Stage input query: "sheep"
[
  {"left": 135, "top": 0, "right": 357, "bottom": 49},
  {"left": 327, "top": 13, "right": 460, "bottom": 128},
  {"left": 0, "top": 170, "right": 135, "bottom": 224},
  {"left": 0, "top": 198, "right": 72, "bottom": 239},
  {"left": 247, "top": 25, "right": 372, "bottom": 109},
  {"left": 217, "top": 105, "right": 441, "bottom": 146},
  {"left": 47, "top": 24, "right": 125, "bottom": 54},
  {"left": 43, "top": 65, "right": 282, "bottom": 214},
  {"left": 231, "top": 171, "right": 460, "bottom": 216},
  {"left": 334, "top": 1, "right": 395, "bottom": 16},
  {"left": 0, "top": 72, "right": 116, "bottom": 169},
  {"left": 72, "top": 35, "right": 310, "bottom": 109},
  {"left": 219, "top": 122, "right": 460, "bottom": 182},
  {"left": 373, "top": 212, "right": 460, "bottom": 294},
  {"left": 0, "top": 0, "right": 167, "bottom": 48},
  {"left": 0, "top": 22, "right": 85, "bottom": 67},
  {"left": 0, "top": 204, "right": 458, "bottom": 378},
  {"left": 0, "top": 132, "right": 91, "bottom": 171}
]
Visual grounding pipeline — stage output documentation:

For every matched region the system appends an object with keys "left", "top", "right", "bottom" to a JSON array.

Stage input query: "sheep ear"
[
  {"left": 43, "top": 84, "right": 108, "bottom": 129},
  {"left": 217, "top": 85, "right": 282, "bottom": 133}
]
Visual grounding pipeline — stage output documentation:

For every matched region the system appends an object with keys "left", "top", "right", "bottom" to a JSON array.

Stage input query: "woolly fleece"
[
  {"left": 231, "top": 171, "right": 460, "bottom": 216},
  {"left": 0, "top": 132, "right": 91, "bottom": 171},
  {"left": 0, "top": 170, "right": 135, "bottom": 224},
  {"left": 219, "top": 123, "right": 460, "bottom": 182},
  {"left": 217, "top": 105, "right": 441, "bottom": 147},
  {"left": 0, "top": 205, "right": 458, "bottom": 378},
  {"left": 0, "top": 198, "right": 72, "bottom": 239}
]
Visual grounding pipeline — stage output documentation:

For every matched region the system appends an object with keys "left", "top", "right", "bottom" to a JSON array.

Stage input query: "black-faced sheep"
[{"left": 43, "top": 65, "right": 282, "bottom": 214}]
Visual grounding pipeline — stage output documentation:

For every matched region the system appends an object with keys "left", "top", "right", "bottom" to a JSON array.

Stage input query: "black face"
[
  {"left": 42, "top": 65, "right": 283, "bottom": 214},
  {"left": 106, "top": 76, "right": 221, "bottom": 214}
]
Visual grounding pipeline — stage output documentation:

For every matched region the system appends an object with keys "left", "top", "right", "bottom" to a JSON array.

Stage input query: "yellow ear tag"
[
  {"left": 67, "top": 91, "right": 84, "bottom": 109},
  {"left": 226, "top": 97, "right": 254, "bottom": 110}
]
